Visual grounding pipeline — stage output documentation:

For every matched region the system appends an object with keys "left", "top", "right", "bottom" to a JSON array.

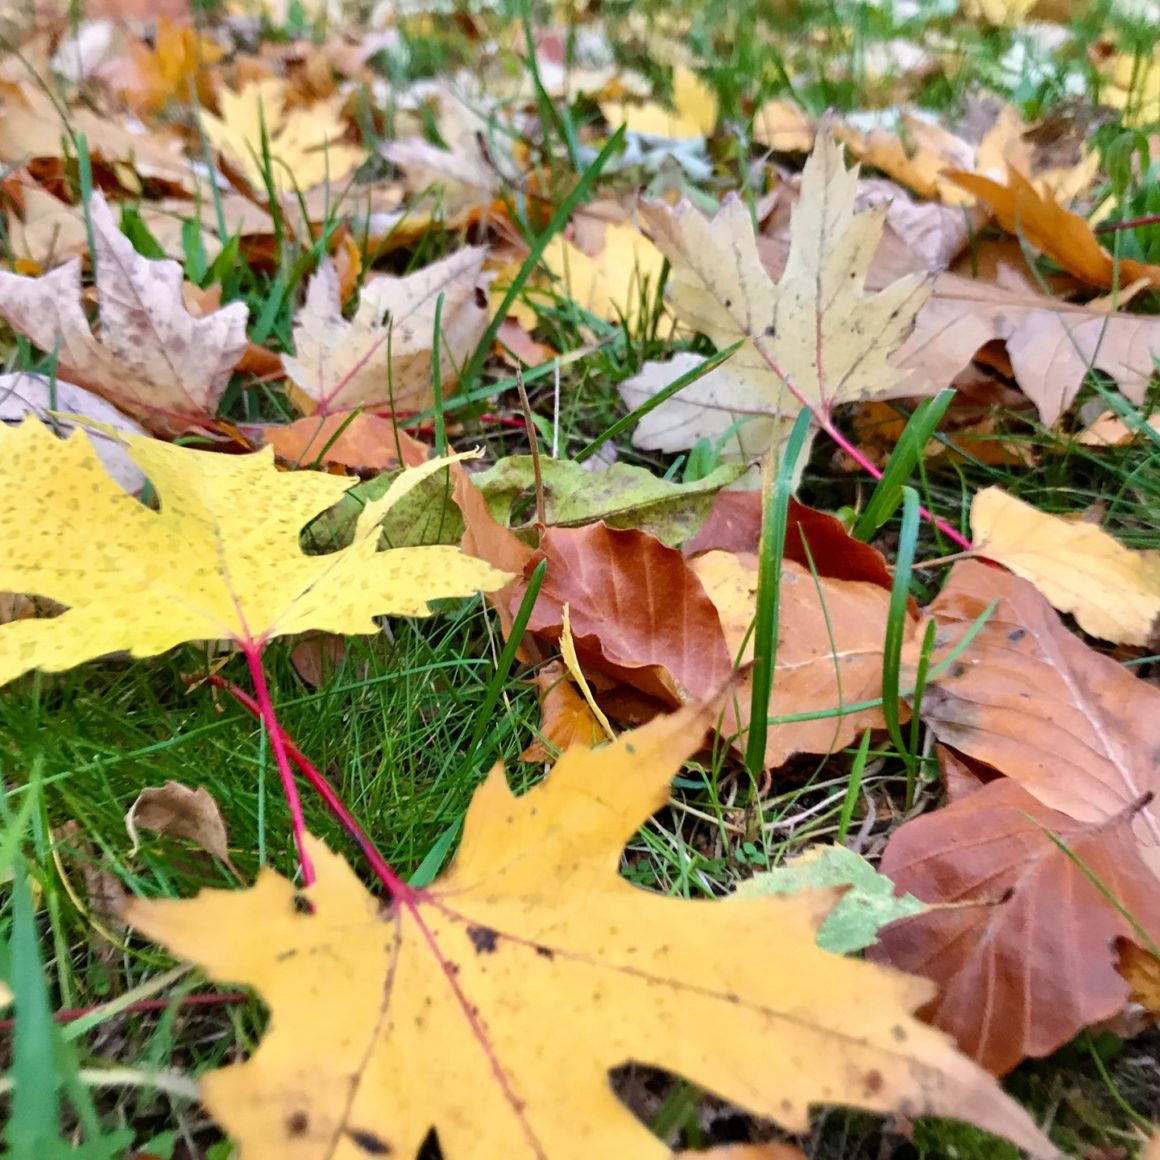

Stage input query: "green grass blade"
[
  {"left": 745, "top": 409, "right": 813, "bottom": 779},
  {"left": 882, "top": 486, "right": 920, "bottom": 805},
  {"left": 575, "top": 340, "right": 745, "bottom": 464},
  {"left": 457, "top": 128, "right": 625, "bottom": 395},
  {"left": 5, "top": 860, "right": 62, "bottom": 1158},
  {"left": 853, "top": 389, "right": 955, "bottom": 541}
]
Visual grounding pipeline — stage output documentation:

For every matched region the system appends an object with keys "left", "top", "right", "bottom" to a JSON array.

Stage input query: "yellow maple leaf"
[
  {"left": 201, "top": 79, "right": 365, "bottom": 194},
  {"left": 1096, "top": 47, "right": 1160, "bottom": 128},
  {"left": 601, "top": 64, "right": 718, "bottom": 140},
  {"left": 0, "top": 419, "right": 509, "bottom": 687},
  {"left": 971, "top": 487, "right": 1160, "bottom": 648},
  {"left": 622, "top": 134, "right": 930, "bottom": 467},
  {"left": 124, "top": 703, "right": 1054, "bottom": 1159},
  {"left": 539, "top": 220, "right": 672, "bottom": 337}
]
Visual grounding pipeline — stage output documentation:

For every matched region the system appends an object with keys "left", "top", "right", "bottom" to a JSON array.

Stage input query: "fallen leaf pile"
[{"left": 2, "top": 0, "right": 1160, "bottom": 1153}]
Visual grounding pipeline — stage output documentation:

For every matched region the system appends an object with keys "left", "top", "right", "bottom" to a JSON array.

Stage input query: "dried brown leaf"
[{"left": 0, "top": 193, "right": 248, "bottom": 436}]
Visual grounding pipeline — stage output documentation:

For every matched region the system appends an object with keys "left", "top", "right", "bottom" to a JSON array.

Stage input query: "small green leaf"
[
  {"left": 476, "top": 456, "right": 743, "bottom": 546},
  {"left": 734, "top": 845, "right": 928, "bottom": 955}
]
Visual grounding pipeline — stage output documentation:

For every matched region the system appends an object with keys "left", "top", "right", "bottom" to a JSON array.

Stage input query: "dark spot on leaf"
[
  {"left": 998, "top": 886, "right": 1015, "bottom": 904},
  {"left": 891, "top": 1024, "right": 907, "bottom": 1042},
  {"left": 948, "top": 663, "right": 967, "bottom": 678},
  {"left": 863, "top": 1070, "right": 883, "bottom": 1094},
  {"left": 473, "top": 287, "right": 488, "bottom": 310},
  {"left": 467, "top": 925, "right": 499, "bottom": 953},
  {"left": 347, "top": 1128, "right": 392, "bottom": 1154},
  {"left": 287, "top": 1111, "right": 309, "bottom": 1136},
  {"left": 292, "top": 893, "right": 315, "bottom": 916},
  {"left": 275, "top": 949, "right": 299, "bottom": 962},
  {"left": 724, "top": 298, "right": 732, "bottom": 309},
  {"left": 625, "top": 742, "right": 636, "bottom": 755},
  {"left": 764, "top": 323, "right": 776, "bottom": 337},
  {"left": 535, "top": 944, "right": 555, "bottom": 959},
  {"left": 1007, "top": 628, "right": 1027, "bottom": 642}
]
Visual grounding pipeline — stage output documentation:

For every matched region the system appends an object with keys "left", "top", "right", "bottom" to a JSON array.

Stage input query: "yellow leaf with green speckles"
[{"left": 0, "top": 419, "right": 509, "bottom": 686}]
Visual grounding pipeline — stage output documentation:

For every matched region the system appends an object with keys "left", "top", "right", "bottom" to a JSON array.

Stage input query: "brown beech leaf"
[
  {"left": 871, "top": 776, "right": 1160, "bottom": 1075},
  {"left": 283, "top": 249, "right": 490, "bottom": 416},
  {"left": 905, "top": 560, "right": 1160, "bottom": 848},
  {"left": 515, "top": 524, "right": 733, "bottom": 707},
  {"left": 684, "top": 492, "right": 894, "bottom": 591},
  {"left": 0, "top": 193, "right": 248, "bottom": 437},
  {"left": 691, "top": 551, "right": 912, "bottom": 769}
]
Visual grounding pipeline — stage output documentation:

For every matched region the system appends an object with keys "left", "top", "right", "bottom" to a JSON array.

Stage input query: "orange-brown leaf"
[
  {"left": 871, "top": 777, "right": 1160, "bottom": 1075},
  {"left": 947, "top": 167, "right": 1160, "bottom": 291},
  {"left": 260, "top": 413, "right": 432, "bottom": 474},
  {"left": 518, "top": 524, "right": 733, "bottom": 706},
  {"left": 906, "top": 560, "right": 1160, "bottom": 847},
  {"left": 520, "top": 661, "right": 604, "bottom": 761}
]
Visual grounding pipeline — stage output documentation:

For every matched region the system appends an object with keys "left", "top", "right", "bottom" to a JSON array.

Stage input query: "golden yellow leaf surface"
[
  {"left": 201, "top": 79, "right": 365, "bottom": 194},
  {"left": 601, "top": 65, "right": 717, "bottom": 139},
  {"left": 124, "top": 704, "right": 1054, "bottom": 1160},
  {"left": 624, "top": 135, "right": 931, "bottom": 467},
  {"left": 0, "top": 419, "right": 508, "bottom": 687},
  {"left": 972, "top": 486, "right": 1160, "bottom": 648},
  {"left": 540, "top": 221, "right": 672, "bottom": 337}
]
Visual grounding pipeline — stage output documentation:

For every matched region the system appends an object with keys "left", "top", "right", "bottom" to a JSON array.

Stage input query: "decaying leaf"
[
  {"left": 734, "top": 845, "right": 929, "bottom": 955},
  {"left": 257, "top": 413, "right": 433, "bottom": 474},
  {"left": 126, "top": 781, "right": 235, "bottom": 871},
  {"left": 475, "top": 456, "right": 741, "bottom": 546},
  {"left": 871, "top": 560, "right": 1160, "bottom": 1072},
  {"left": 520, "top": 660, "right": 604, "bottom": 761},
  {"left": 622, "top": 135, "right": 931, "bottom": 467},
  {"left": 948, "top": 166, "right": 1160, "bottom": 292},
  {"left": 200, "top": 79, "right": 365, "bottom": 194},
  {"left": 380, "top": 86, "right": 502, "bottom": 208},
  {"left": 835, "top": 112, "right": 986, "bottom": 207},
  {"left": 752, "top": 100, "right": 815, "bottom": 153},
  {"left": 906, "top": 560, "right": 1160, "bottom": 845},
  {"left": 114, "top": 17, "right": 221, "bottom": 115},
  {"left": 1073, "top": 410, "right": 1160, "bottom": 447},
  {"left": 283, "top": 250, "right": 490, "bottom": 415},
  {"left": 0, "top": 193, "right": 248, "bottom": 437},
  {"left": 685, "top": 491, "right": 894, "bottom": 592},
  {"left": 123, "top": 704, "right": 1055, "bottom": 1159},
  {"left": 1116, "top": 938, "right": 1160, "bottom": 1018},
  {"left": 691, "top": 550, "right": 913, "bottom": 769},
  {"left": 4, "top": 182, "right": 89, "bottom": 268},
  {"left": 0, "top": 419, "right": 508, "bottom": 687},
  {"left": 516, "top": 524, "right": 734, "bottom": 706},
  {"left": 0, "top": 80, "right": 200, "bottom": 193},
  {"left": 872, "top": 775, "right": 1160, "bottom": 1075},
  {"left": 892, "top": 270, "right": 1160, "bottom": 427},
  {"left": 971, "top": 487, "right": 1160, "bottom": 647}
]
